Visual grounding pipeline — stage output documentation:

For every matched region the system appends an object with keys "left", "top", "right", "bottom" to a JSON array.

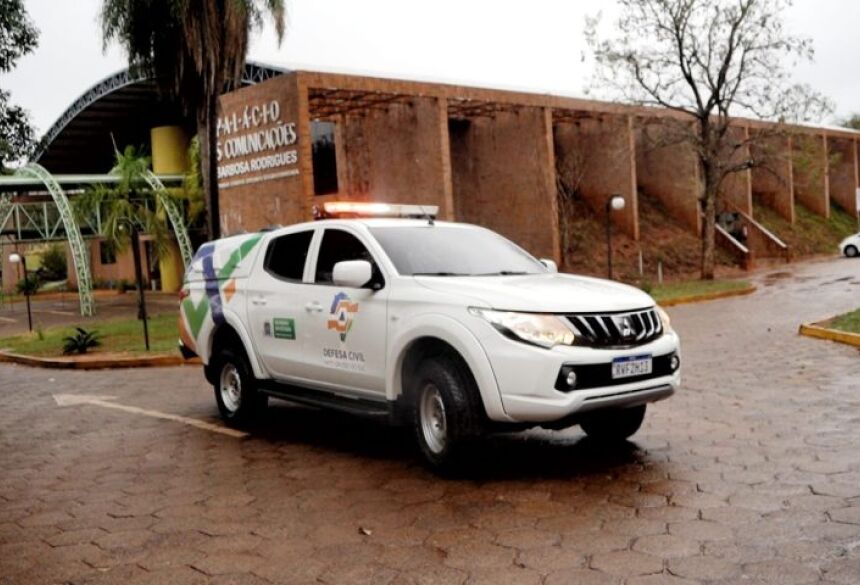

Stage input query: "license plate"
[{"left": 611, "top": 354, "right": 652, "bottom": 379}]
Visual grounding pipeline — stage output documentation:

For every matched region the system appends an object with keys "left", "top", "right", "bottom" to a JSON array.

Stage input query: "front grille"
[{"left": 564, "top": 308, "right": 663, "bottom": 348}]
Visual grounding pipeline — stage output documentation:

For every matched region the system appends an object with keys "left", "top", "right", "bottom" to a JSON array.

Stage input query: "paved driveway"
[{"left": 1, "top": 257, "right": 859, "bottom": 585}]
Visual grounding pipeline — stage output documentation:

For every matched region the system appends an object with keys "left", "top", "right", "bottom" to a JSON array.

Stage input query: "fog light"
[
  {"left": 565, "top": 370, "right": 578, "bottom": 388},
  {"left": 670, "top": 354, "right": 680, "bottom": 371}
]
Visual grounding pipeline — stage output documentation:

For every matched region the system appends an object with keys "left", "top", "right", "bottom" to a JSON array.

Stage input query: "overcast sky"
[{"left": 2, "top": 0, "right": 858, "bottom": 136}]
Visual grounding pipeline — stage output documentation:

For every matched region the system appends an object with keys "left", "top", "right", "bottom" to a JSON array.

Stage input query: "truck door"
[
  {"left": 245, "top": 228, "right": 316, "bottom": 380},
  {"left": 299, "top": 227, "right": 389, "bottom": 397}
]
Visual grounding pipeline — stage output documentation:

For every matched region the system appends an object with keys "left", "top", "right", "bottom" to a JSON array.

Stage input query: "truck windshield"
[{"left": 369, "top": 226, "right": 547, "bottom": 276}]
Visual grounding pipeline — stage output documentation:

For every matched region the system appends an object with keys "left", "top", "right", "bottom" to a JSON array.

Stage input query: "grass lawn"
[
  {"left": 0, "top": 313, "right": 179, "bottom": 357},
  {"left": 647, "top": 279, "right": 753, "bottom": 303},
  {"left": 828, "top": 309, "right": 860, "bottom": 334}
]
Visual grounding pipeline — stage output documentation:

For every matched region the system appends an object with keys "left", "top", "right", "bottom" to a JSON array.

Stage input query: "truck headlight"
[
  {"left": 656, "top": 305, "right": 674, "bottom": 334},
  {"left": 469, "top": 308, "right": 575, "bottom": 348}
]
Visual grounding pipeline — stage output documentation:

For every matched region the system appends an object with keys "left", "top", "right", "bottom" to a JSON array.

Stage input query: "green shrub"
[
  {"left": 115, "top": 279, "right": 134, "bottom": 292},
  {"left": 40, "top": 244, "right": 67, "bottom": 280},
  {"left": 62, "top": 328, "right": 101, "bottom": 355},
  {"left": 16, "top": 274, "right": 40, "bottom": 295}
]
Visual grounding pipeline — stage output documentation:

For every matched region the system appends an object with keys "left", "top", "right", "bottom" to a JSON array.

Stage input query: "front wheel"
[
  {"left": 410, "top": 355, "right": 482, "bottom": 471},
  {"left": 845, "top": 245, "right": 858, "bottom": 258},
  {"left": 213, "top": 348, "right": 267, "bottom": 425},
  {"left": 580, "top": 405, "right": 646, "bottom": 442}
]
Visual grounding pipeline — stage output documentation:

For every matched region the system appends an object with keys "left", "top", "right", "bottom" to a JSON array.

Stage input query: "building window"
[
  {"left": 99, "top": 241, "right": 116, "bottom": 265},
  {"left": 312, "top": 120, "right": 339, "bottom": 196}
]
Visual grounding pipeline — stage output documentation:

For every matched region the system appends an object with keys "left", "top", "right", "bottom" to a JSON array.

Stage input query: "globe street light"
[
  {"left": 606, "top": 195, "right": 626, "bottom": 280},
  {"left": 8, "top": 253, "right": 32, "bottom": 332}
]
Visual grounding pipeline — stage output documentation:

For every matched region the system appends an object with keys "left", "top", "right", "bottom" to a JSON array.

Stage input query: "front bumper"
[
  {"left": 474, "top": 324, "right": 681, "bottom": 423},
  {"left": 178, "top": 338, "right": 198, "bottom": 360}
]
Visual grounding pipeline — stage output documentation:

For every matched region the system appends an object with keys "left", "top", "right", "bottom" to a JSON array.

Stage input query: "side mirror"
[
  {"left": 332, "top": 260, "right": 373, "bottom": 288},
  {"left": 539, "top": 258, "right": 558, "bottom": 273}
]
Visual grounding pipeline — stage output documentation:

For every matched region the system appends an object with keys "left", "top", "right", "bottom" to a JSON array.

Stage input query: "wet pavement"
[{"left": 0, "top": 257, "right": 859, "bottom": 584}]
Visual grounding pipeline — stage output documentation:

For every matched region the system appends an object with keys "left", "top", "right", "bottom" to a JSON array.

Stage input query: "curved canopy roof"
[{"left": 35, "top": 61, "right": 288, "bottom": 174}]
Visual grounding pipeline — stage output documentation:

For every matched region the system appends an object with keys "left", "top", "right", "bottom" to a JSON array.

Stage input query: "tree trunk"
[
  {"left": 199, "top": 92, "right": 221, "bottom": 241},
  {"left": 700, "top": 167, "right": 718, "bottom": 280}
]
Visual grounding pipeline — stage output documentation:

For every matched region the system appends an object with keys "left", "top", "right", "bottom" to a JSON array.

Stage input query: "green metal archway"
[
  {"left": 143, "top": 171, "right": 194, "bottom": 268},
  {"left": 13, "top": 163, "right": 95, "bottom": 316}
]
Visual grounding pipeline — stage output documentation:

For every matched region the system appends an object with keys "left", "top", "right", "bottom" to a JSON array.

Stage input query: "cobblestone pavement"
[{"left": 1, "top": 257, "right": 859, "bottom": 585}]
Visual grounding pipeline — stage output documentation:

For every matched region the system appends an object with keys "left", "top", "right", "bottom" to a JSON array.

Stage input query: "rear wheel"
[
  {"left": 845, "top": 245, "right": 858, "bottom": 258},
  {"left": 213, "top": 348, "right": 267, "bottom": 425},
  {"left": 580, "top": 405, "right": 646, "bottom": 443},
  {"left": 410, "top": 355, "right": 482, "bottom": 471}
]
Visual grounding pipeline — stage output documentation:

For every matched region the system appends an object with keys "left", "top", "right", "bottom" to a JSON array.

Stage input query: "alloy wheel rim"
[
  {"left": 419, "top": 383, "right": 447, "bottom": 454},
  {"left": 219, "top": 363, "right": 242, "bottom": 413}
]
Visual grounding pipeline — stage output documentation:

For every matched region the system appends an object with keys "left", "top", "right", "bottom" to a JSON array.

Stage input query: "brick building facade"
[{"left": 215, "top": 70, "right": 860, "bottom": 267}]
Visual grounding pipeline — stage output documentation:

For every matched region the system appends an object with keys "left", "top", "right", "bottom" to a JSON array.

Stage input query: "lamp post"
[
  {"left": 8, "top": 253, "right": 32, "bottom": 332},
  {"left": 606, "top": 194, "right": 626, "bottom": 280}
]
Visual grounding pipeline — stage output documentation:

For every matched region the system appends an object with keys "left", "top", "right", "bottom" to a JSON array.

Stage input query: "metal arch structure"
[
  {"left": 241, "top": 61, "right": 289, "bottom": 85},
  {"left": 0, "top": 194, "right": 12, "bottom": 235},
  {"left": 34, "top": 61, "right": 289, "bottom": 163},
  {"left": 33, "top": 69, "right": 149, "bottom": 162},
  {"left": 13, "top": 164, "right": 95, "bottom": 316},
  {"left": 143, "top": 171, "right": 194, "bottom": 268}
]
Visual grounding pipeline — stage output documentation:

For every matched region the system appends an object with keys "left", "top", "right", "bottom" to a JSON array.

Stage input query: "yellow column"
[{"left": 150, "top": 126, "right": 190, "bottom": 293}]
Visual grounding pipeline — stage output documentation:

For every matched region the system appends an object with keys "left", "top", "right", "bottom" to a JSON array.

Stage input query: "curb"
[
  {"left": 0, "top": 350, "right": 201, "bottom": 370},
  {"left": 798, "top": 323, "right": 860, "bottom": 349},
  {"left": 658, "top": 286, "right": 757, "bottom": 307}
]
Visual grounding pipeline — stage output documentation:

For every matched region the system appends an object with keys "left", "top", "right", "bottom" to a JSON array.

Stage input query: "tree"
[
  {"left": 100, "top": 0, "right": 285, "bottom": 240},
  {"left": 0, "top": 0, "right": 39, "bottom": 170},
  {"left": 840, "top": 114, "right": 860, "bottom": 131},
  {"left": 39, "top": 243, "right": 68, "bottom": 281},
  {"left": 76, "top": 146, "right": 178, "bottom": 350},
  {"left": 586, "top": 0, "right": 831, "bottom": 279}
]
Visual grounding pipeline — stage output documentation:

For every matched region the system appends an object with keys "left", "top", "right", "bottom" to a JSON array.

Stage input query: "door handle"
[
  {"left": 305, "top": 302, "right": 323, "bottom": 313},
  {"left": 251, "top": 296, "right": 267, "bottom": 306}
]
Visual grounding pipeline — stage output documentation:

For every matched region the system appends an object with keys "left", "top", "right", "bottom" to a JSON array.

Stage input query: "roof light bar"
[{"left": 314, "top": 201, "right": 439, "bottom": 220}]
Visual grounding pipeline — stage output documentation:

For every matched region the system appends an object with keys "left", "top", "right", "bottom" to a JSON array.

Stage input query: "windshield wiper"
[
  {"left": 475, "top": 270, "right": 530, "bottom": 276},
  {"left": 412, "top": 272, "right": 469, "bottom": 277}
]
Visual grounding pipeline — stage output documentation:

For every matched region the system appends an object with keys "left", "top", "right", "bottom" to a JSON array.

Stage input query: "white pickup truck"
[{"left": 179, "top": 202, "right": 681, "bottom": 469}]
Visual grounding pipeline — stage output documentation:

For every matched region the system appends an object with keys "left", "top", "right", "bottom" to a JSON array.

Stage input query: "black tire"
[
  {"left": 212, "top": 347, "right": 267, "bottom": 425},
  {"left": 409, "top": 354, "right": 482, "bottom": 471},
  {"left": 845, "top": 245, "right": 858, "bottom": 258},
  {"left": 580, "top": 405, "right": 646, "bottom": 443}
]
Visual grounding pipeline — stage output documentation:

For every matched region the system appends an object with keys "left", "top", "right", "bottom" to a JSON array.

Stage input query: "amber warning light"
[{"left": 313, "top": 202, "right": 439, "bottom": 220}]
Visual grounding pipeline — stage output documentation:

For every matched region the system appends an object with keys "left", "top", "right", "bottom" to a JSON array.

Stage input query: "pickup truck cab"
[{"left": 179, "top": 202, "right": 681, "bottom": 468}]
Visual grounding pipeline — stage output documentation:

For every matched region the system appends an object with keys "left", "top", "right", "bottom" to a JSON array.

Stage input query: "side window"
[
  {"left": 264, "top": 230, "right": 314, "bottom": 282},
  {"left": 314, "top": 229, "right": 380, "bottom": 286}
]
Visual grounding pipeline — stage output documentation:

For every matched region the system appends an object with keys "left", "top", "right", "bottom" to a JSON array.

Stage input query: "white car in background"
[
  {"left": 839, "top": 233, "right": 860, "bottom": 258},
  {"left": 179, "top": 202, "right": 681, "bottom": 470}
]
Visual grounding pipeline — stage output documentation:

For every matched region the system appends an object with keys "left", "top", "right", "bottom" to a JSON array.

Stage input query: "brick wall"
[
  {"left": 719, "top": 126, "right": 752, "bottom": 215},
  {"left": 634, "top": 118, "right": 701, "bottom": 234},
  {"left": 323, "top": 97, "right": 452, "bottom": 217},
  {"left": 553, "top": 114, "right": 638, "bottom": 239},
  {"left": 750, "top": 133, "right": 794, "bottom": 223},
  {"left": 217, "top": 74, "right": 305, "bottom": 234},
  {"left": 448, "top": 107, "right": 560, "bottom": 262},
  {"left": 827, "top": 136, "right": 858, "bottom": 216},
  {"left": 792, "top": 133, "right": 829, "bottom": 218}
]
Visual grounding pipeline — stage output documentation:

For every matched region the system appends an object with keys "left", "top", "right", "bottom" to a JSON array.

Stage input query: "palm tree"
[
  {"left": 77, "top": 145, "right": 177, "bottom": 350},
  {"left": 100, "top": 0, "right": 286, "bottom": 240}
]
